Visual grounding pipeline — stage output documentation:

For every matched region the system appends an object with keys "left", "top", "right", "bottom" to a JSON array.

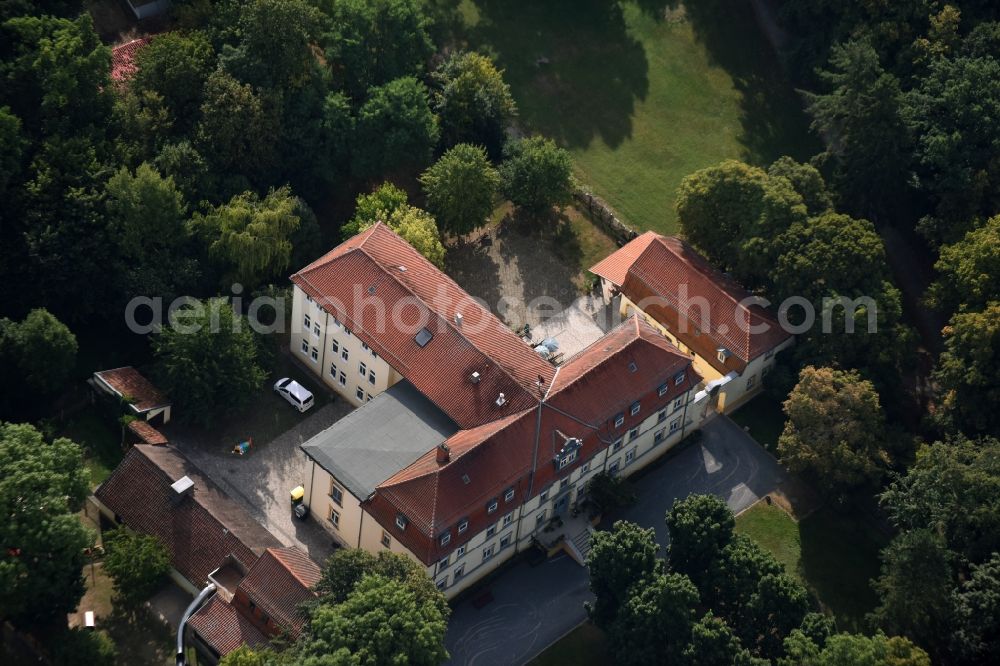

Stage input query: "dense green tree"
[
  {"left": 781, "top": 629, "right": 930, "bottom": 666},
  {"left": 349, "top": 182, "right": 410, "bottom": 232},
  {"left": 132, "top": 31, "right": 215, "bottom": 134},
  {"left": 102, "top": 527, "right": 171, "bottom": 610},
  {"left": 870, "top": 529, "right": 955, "bottom": 654},
  {"left": 0, "top": 422, "right": 91, "bottom": 624},
  {"left": 353, "top": 77, "right": 438, "bottom": 179},
  {"left": 317, "top": 0, "right": 434, "bottom": 98},
  {"left": 0, "top": 107, "right": 24, "bottom": 193},
  {"left": 154, "top": 140, "right": 212, "bottom": 204},
  {"left": 0, "top": 308, "right": 78, "bottom": 396},
  {"left": 933, "top": 303, "right": 1000, "bottom": 437},
  {"left": 675, "top": 159, "right": 807, "bottom": 287},
  {"left": 500, "top": 136, "right": 573, "bottom": 214},
  {"left": 277, "top": 85, "right": 353, "bottom": 197},
  {"left": 880, "top": 436, "right": 1000, "bottom": 565},
  {"left": 190, "top": 186, "right": 301, "bottom": 288},
  {"left": 951, "top": 552, "right": 1000, "bottom": 664},
  {"left": 665, "top": 493, "right": 735, "bottom": 592},
  {"left": 747, "top": 572, "right": 811, "bottom": 659},
  {"left": 220, "top": 0, "right": 322, "bottom": 89},
  {"left": 610, "top": 571, "right": 700, "bottom": 666},
  {"left": 49, "top": 628, "right": 117, "bottom": 666},
  {"left": 683, "top": 611, "right": 757, "bottom": 666},
  {"left": 298, "top": 575, "right": 448, "bottom": 666},
  {"left": 767, "top": 156, "right": 833, "bottom": 216},
  {"left": 420, "top": 143, "right": 499, "bottom": 235},
  {"left": 196, "top": 69, "right": 278, "bottom": 180},
  {"left": 433, "top": 51, "right": 516, "bottom": 157},
  {"left": 778, "top": 366, "right": 888, "bottom": 499},
  {"left": 926, "top": 214, "right": 1000, "bottom": 315},
  {"left": 586, "top": 520, "right": 660, "bottom": 629},
  {"left": 383, "top": 205, "right": 445, "bottom": 268},
  {"left": 106, "top": 162, "right": 198, "bottom": 300},
  {"left": 713, "top": 533, "right": 784, "bottom": 627},
  {"left": 805, "top": 40, "right": 911, "bottom": 220},
  {"left": 905, "top": 52, "right": 1000, "bottom": 245},
  {"left": 152, "top": 298, "right": 267, "bottom": 426}
]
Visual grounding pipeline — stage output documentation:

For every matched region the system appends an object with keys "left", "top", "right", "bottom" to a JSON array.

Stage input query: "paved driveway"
[
  {"left": 166, "top": 400, "right": 354, "bottom": 565},
  {"left": 444, "top": 415, "right": 787, "bottom": 665}
]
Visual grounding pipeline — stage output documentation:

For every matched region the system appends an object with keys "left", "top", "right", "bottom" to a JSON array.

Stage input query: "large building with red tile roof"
[
  {"left": 295, "top": 224, "right": 710, "bottom": 597},
  {"left": 93, "top": 446, "right": 320, "bottom": 661},
  {"left": 591, "top": 232, "right": 793, "bottom": 413}
]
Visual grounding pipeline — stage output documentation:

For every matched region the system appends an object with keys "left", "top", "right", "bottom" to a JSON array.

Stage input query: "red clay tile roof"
[
  {"left": 94, "top": 445, "right": 282, "bottom": 586},
  {"left": 236, "top": 548, "right": 320, "bottom": 636},
  {"left": 127, "top": 419, "right": 168, "bottom": 445},
  {"left": 110, "top": 37, "right": 151, "bottom": 82},
  {"left": 291, "top": 223, "right": 555, "bottom": 429},
  {"left": 591, "top": 233, "right": 791, "bottom": 373},
  {"left": 94, "top": 366, "right": 170, "bottom": 412},
  {"left": 188, "top": 595, "right": 268, "bottom": 656},
  {"left": 368, "top": 317, "right": 701, "bottom": 564}
]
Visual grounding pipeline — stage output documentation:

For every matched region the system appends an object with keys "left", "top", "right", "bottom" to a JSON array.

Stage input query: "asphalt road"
[{"left": 444, "top": 414, "right": 786, "bottom": 665}]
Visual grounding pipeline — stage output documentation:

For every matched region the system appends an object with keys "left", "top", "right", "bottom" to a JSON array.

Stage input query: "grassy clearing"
[
  {"left": 736, "top": 502, "right": 887, "bottom": 631},
  {"left": 457, "top": 0, "right": 818, "bottom": 234},
  {"left": 730, "top": 393, "right": 786, "bottom": 454},
  {"left": 529, "top": 623, "right": 609, "bottom": 666}
]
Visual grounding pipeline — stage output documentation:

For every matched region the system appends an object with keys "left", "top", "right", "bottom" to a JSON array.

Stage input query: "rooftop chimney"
[
  {"left": 496, "top": 392, "right": 506, "bottom": 407},
  {"left": 470, "top": 371, "right": 481, "bottom": 384},
  {"left": 454, "top": 312, "right": 463, "bottom": 327},
  {"left": 436, "top": 443, "right": 450, "bottom": 464}
]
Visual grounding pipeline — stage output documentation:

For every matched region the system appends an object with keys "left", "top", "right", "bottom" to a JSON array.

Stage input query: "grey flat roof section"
[{"left": 301, "top": 380, "right": 458, "bottom": 499}]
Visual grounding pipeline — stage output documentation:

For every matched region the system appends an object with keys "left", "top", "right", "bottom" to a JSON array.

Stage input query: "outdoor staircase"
[{"left": 565, "top": 525, "right": 595, "bottom": 566}]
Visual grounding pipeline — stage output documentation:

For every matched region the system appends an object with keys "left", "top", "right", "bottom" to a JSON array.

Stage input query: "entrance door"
[{"left": 553, "top": 494, "right": 570, "bottom": 516}]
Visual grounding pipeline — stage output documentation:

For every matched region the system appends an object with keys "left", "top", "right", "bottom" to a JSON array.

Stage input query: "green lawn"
[
  {"left": 730, "top": 393, "right": 786, "bottom": 454},
  {"left": 457, "top": 0, "right": 818, "bottom": 234},
  {"left": 736, "top": 503, "right": 888, "bottom": 631},
  {"left": 529, "top": 623, "right": 609, "bottom": 666}
]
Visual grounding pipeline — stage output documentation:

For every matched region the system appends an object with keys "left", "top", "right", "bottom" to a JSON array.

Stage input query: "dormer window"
[
  {"left": 554, "top": 436, "right": 583, "bottom": 471},
  {"left": 396, "top": 514, "right": 408, "bottom": 530},
  {"left": 504, "top": 487, "right": 515, "bottom": 502},
  {"left": 458, "top": 519, "right": 469, "bottom": 533},
  {"left": 487, "top": 500, "right": 498, "bottom": 514},
  {"left": 614, "top": 413, "right": 625, "bottom": 428},
  {"left": 630, "top": 401, "right": 640, "bottom": 416},
  {"left": 658, "top": 383, "right": 668, "bottom": 396},
  {"left": 674, "top": 371, "right": 686, "bottom": 385},
  {"left": 716, "top": 348, "right": 731, "bottom": 364},
  {"left": 440, "top": 532, "right": 451, "bottom": 547}
]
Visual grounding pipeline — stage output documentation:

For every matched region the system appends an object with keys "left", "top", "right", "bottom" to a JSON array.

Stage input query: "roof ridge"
[{"left": 264, "top": 547, "right": 319, "bottom": 590}]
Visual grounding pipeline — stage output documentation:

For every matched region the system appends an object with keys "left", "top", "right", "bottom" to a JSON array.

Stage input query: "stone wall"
[{"left": 572, "top": 186, "right": 637, "bottom": 246}]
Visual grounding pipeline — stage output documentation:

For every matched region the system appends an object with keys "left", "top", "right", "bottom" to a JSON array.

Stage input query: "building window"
[
  {"left": 609, "top": 460, "right": 620, "bottom": 475},
  {"left": 328, "top": 507, "right": 340, "bottom": 528},
  {"left": 303, "top": 314, "right": 311, "bottom": 330},
  {"left": 658, "top": 383, "right": 668, "bottom": 396},
  {"left": 396, "top": 514, "right": 408, "bottom": 530},
  {"left": 310, "top": 347, "right": 319, "bottom": 362},
  {"left": 658, "top": 409, "right": 667, "bottom": 423},
  {"left": 629, "top": 427, "right": 639, "bottom": 441},
  {"left": 359, "top": 362, "right": 367, "bottom": 377},
  {"left": 560, "top": 478, "right": 569, "bottom": 490},
  {"left": 362, "top": 341, "right": 370, "bottom": 352},
  {"left": 306, "top": 294, "right": 313, "bottom": 303},
  {"left": 540, "top": 489, "right": 549, "bottom": 502},
  {"left": 332, "top": 316, "right": 340, "bottom": 328},
  {"left": 482, "top": 545, "right": 495, "bottom": 562},
  {"left": 536, "top": 511, "right": 547, "bottom": 527},
  {"left": 331, "top": 339, "right": 339, "bottom": 353},
  {"left": 674, "top": 371, "right": 686, "bottom": 385},
  {"left": 366, "top": 393, "right": 372, "bottom": 401},
  {"left": 439, "top": 555, "right": 449, "bottom": 569},
  {"left": 502, "top": 512, "right": 513, "bottom": 527},
  {"left": 341, "top": 348, "right": 349, "bottom": 361},
  {"left": 436, "top": 578, "right": 447, "bottom": 590},
  {"left": 440, "top": 532, "right": 451, "bottom": 547},
  {"left": 486, "top": 524, "right": 496, "bottom": 538},
  {"left": 747, "top": 374, "right": 757, "bottom": 390},
  {"left": 558, "top": 450, "right": 578, "bottom": 469},
  {"left": 313, "top": 322, "right": 321, "bottom": 337},
  {"left": 612, "top": 439, "right": 623, "bottom": 452},
  {"left": 368, "top": 370, "right": 376, "bottom": 385},
  {"left": 329, "top": 362, "right": 337, "bottom": 378},
  {"left": 329, "top": 482, "right": 343, "bottom": 506},
  {"left": 356, "top": 387, "right": 365, "bottom": 401},
  {"left": 301, "top": 339, "right": 309, "bottom": 355},
  {"left": 582, "top": 461, "right": 591, "bottom": 473},
  {"left": 487, "top": 499, "right": 498, "bottom": 514},
  {"left": 673, "top": 397, "right": 683, "bottom": 411},
  {"left": 625, "top": 448, "right": 636, "bottom": 465},
  {"left": 630, "top": 401, "right": 640, "bottom": 416},
  {"left": 654, "top": 428, "right": 666, "bottom": 445},
  {"left": 381, "top": 531, "right": 390, "bottom": 547},
  {"left": 504, "top": 487, "right": 515, "bottom": 502},
  {"left": 344, "top": 327, "right": 352, "bottom": 337},
  {"left": 500, "top": 533, "right": 512, "bottom": 549},
  {"left": 669, "top": 418, "right": 681, "bottom": 433},
  {"left": 458, "top": 519, "right": 468, "bottom": 534},
  {"left": 454, "top": 564, "right": 465, "bottom": 579},
  {"left": 338, "top": 371, "right": 347, "bottom": 386},
  {"left": 456, "top": 544, "right": 466, "bottom": 558},
  {"left": 614, "top": 413, "right": 625, "bottom": 428}
]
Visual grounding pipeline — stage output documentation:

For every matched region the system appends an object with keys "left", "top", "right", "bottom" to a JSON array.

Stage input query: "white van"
[{"left": 274, "top": 378, "right": 314, "bottom": 412}]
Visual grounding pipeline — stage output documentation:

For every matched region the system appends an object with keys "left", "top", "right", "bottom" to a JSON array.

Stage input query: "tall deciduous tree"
[
  {"left": 318, "top": 0, "right": 434, "bottom": 99},
  {"left": 500, "top": 136, "right": 573, "bottom": 215},
  {"left": 586, "top": 520, "right": 660, "bottom": 629},
  {"left": 933, "top": 303, "right": 1000, "bottom": 437},
  {"left": 950, "top": 552, "right": 1000, "bottom": 663},
  {"left": 152, "top": 298, "right": 267, "bottom": 426},
  {"left": 196, "top": 70, "right": 278, "bottom": 181},
  {"left": 0, "top": 422, "right": 91, "bottom": 624},
  {"left": 766, "top": 156, "right": 833, "bottom": 216},
  {"left": 0, "top": 308, "right": 78, "bottom": 396},
  {"left": 781, "top": 629, "right": 930, "bottom": 666},
  {"left": 683, "top": 611, "right": 757, "bottom": 666},
  {"left": 219, "top": 0, "right": 322, "bottom": 89},
  {"left": 352, "top": 77, "right": 438, "bottom": 179},
  {"left": 778, "top": 366, "right": 888, "bottom": 499},
  {"left": 190, "top": 186, "right": 301, "bottom": 289},
  {"left": 610, "top": 571, "right": 700, "bottom": 666},
  {"left": 420, "top": 143, "right": 499, "bottom": 236},
  {"left": 132, "top": 31, "right": 215, "bottom": 134},
  {"left": 666, "top": 493, "right": 735, "bottom": 592},
  {"left": 433, "top": 51, "right": 516, "bottom": 157},
  {"left": 926, "top": 215, "right": 1000, "bottom": 315},
  {"left": 102, "top": 527, "right": 171, "bottom": 610}
]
